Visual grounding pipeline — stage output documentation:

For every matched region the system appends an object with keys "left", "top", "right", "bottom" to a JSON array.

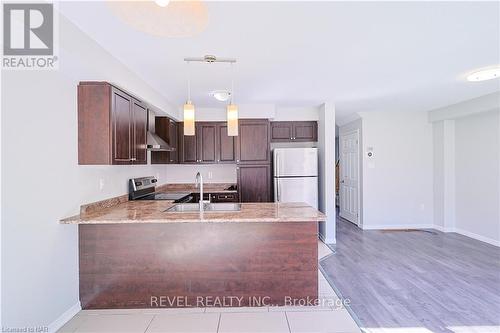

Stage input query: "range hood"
[{"left": 147, "top": 109, "right": 175, "bottom": 152}]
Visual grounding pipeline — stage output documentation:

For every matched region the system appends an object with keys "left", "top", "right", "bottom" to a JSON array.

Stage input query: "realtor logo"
[{"left": 2, "top": 2, "right": 58, "bottom": 69}]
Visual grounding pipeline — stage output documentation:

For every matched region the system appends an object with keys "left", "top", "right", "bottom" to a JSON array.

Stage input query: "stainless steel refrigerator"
[{"left": 273, "top": 148, "right": 318, "bottom": 209}]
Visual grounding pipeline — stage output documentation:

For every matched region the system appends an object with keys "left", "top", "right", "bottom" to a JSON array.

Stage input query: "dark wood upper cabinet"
[
  {"left": 131, "top": 99, "right": 147, "bottom": 164},
  {"left": 216, "top": 123, "right": 236, "bottom": 163},
  {"left": 111, "top": 88, "right": 132, "bottom": 164},
  {"left": 270, "top": 121, "right": 317, "bottom": 142},
  {"left": 178, "top": 122, "right": 236, "bottom": 164},
  {"left": 178, "top": 122, "right": 198, "bottom": 164},
  {"left": 78, "top": 82, "right": 147, "bottom": 165},
  {"left": 237, "top": 119, "right": 270, "bottom": 164},
  {"left": 151, "top": 117, "right": 179, "bottom": 164},
  {"left": 237, "top": 164, "right": 271, "bottom": 202},
  {"left": 270, "top": 122, "right": 294, "bottom": 141},
  {"left": 293, "top": 121, "right": 317, "bottom": 141},
  {"left": 197, "top": 122, "right": 217, "bottom": 163},
  {"left": 168, "top": 120, "right": 179, "bottom": 163}
]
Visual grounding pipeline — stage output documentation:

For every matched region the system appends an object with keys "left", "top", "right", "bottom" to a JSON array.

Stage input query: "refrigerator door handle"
[
  {"left": 277, "top": 180, "right": 280, "bottom": 202},
  {"left": 275, "top": 151, "right": 280, "bottom": 177}
]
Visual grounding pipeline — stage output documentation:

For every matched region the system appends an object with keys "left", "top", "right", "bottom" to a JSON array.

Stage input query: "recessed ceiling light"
[
  {"left": 212, "top": 90, "right": 231, "bottom": 102},
  {"left": 466, "top": 67, "right": 500, "bottom": 82},
  {"left": 155, "top": 0, "right": 170, "bottom": 7}
]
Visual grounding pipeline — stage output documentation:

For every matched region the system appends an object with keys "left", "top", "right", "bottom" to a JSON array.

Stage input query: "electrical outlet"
[
  {"left": 208, "top": 171, "right": 213, "bottom": 179},
  {"left": 99, "top": 178, "right": 105, "bottom": 191}
]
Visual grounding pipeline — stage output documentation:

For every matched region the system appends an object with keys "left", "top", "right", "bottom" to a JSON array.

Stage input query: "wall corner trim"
[
  {"left": 48, "top": 301, "right": 81, "bottom": 333},
  {"left": 319, "top": 233, "right": 336, "bottom": 245}
]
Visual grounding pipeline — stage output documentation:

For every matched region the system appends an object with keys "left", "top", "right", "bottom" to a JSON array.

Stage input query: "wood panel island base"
[{"left": 63, "top": 202, "right": 326, "bottom": 309}]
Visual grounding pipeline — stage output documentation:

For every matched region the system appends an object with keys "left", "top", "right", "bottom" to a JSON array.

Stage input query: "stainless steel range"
[{"left": 128, "top": 176, "right": 192, "bottom": 202}]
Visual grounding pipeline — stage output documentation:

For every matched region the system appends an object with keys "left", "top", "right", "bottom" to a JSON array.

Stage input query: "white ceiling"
[{"left": 60, "top": 1, "right": 500, "bottom": 122}]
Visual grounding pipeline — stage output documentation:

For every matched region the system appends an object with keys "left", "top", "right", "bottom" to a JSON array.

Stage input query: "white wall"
[
  {"left": 317, "top": 103, "right": 336, "bottom": 243},
  {"left": 454, "top": 110, "right": 499, "bottom": 244},
  {"left": 163, "top": 164, "right": 237, "bottom": 184},
  {"left": 0, "top": 15, "right": 181, "bottom": 329},
  {"left": 274, "top": 106, "right": 319, "bottom": 121},
  {"left": 430, "top": 94, "right": 500, "bottom": 247},
  {"left": 359, "top": 111, "right": 434, "bottom": 229},
  {"left": 190, "top": 104, "right": 276, "bottom": 121},
  {"left": 433, "top": 121, "right": 445, "bottom": 228},
  {"left": 191, "top": 105, "right": 319, "bottom": 122}
]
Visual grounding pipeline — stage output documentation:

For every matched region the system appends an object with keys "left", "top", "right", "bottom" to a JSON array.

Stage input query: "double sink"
[{"left": 166, "top": 202, "right": 241, "bottom": 212}]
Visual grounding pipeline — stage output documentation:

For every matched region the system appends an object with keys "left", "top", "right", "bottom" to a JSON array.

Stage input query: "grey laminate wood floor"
[{"left": 320, "top": 216, "right": 500, "bottom": 333}]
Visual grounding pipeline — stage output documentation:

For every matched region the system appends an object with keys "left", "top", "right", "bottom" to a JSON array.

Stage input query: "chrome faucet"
[{"left": 195, "top": 172, "right": 204, "bottom": 212}]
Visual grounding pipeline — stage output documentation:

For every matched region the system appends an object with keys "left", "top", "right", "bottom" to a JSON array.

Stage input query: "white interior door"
[{"left": 339, "top": 130, "right": 359, "bottom": 225}]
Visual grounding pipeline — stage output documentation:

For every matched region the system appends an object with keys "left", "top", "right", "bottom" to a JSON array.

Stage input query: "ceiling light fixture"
[
  {"left": 154, "top": 0, "right": 170, "bottom": 7},
  {"left": 212, "top": 90, "right": 231, "bottom": 102},
  {"left": 183, "top": 55, "right": 239, "bottom": 136},
  {"left": 183, "top": 61, "right": 195, "bottom": 136},
  {"left": 466, "top": 67, "right": 500, "bottom": 82},
  {"left": 107, "top": 1, "right": 208, "bottom": 38},
  {"left": 227, "top": 63, "right": 239, "bottom": 136}
]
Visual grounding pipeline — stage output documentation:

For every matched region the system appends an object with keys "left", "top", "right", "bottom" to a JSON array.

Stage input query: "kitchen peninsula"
[{"left": 61, "top": 198, "right": 325, "bottom": 309}]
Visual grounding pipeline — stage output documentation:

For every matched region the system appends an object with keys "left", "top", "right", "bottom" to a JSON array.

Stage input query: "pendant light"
[
  {"left": 183, "top": 61, "right": 195, "bottom": 136},
  {"left": 227, "top": 63, "right": 239, "bottom": 136}
]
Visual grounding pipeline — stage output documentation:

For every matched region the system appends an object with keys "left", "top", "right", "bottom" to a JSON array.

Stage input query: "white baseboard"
[
  {"left": 362, "top": 224, "right": 500, "bottom": 247},
  {"left": 362, "top": 224, "right": 435, "bottom": 230},
  {"left": 49, "top": 301, "right": 81, "bottom": 333},
  {"left": 437, "top": 226, "right": 500, "bottom": 247}
]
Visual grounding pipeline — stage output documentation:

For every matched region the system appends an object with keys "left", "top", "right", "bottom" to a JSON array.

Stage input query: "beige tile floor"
[{"left": 58, "top": 240, "right": 360, "bottom": 333}]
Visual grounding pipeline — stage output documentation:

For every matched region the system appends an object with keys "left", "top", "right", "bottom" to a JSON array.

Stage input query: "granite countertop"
[{"left": 60, "top": 201, "right": 326, "bottom": 224}]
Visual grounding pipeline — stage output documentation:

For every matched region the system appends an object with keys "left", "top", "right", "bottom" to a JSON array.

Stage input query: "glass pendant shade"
[
  {"left": 184, "top": 102, "right": 195, "bottom": 136},
  {"left": 227, "top": 104, "right": 239, "bottom": 136}
]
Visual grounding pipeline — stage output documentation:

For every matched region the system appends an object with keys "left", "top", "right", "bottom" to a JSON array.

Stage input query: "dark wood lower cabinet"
[
  {"left": 237, "top": 164, "right": 271, "bottom": 202},
  {"left": 79, "top": 222, "right": 318, "bottom": 309}
]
